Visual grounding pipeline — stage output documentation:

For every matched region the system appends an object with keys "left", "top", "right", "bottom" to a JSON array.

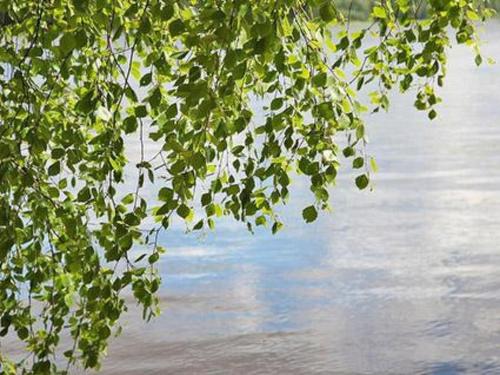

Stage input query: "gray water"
[{"left": 99, "top": 22, "right": 500, "bottom": 374}]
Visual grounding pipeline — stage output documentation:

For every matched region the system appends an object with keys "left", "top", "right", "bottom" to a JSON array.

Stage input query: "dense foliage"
[{"left": 0, "top": 0, "right": 493, "bottom": 373}]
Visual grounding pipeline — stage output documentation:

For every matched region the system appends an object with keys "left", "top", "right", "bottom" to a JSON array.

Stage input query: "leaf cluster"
[{"left": 0, "top": 0, "right": 491, "bottom": 372}]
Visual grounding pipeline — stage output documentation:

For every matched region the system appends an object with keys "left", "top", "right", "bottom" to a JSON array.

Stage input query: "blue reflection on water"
[{"left": 97, "top": 21, "right": 500, "bottom": 375}]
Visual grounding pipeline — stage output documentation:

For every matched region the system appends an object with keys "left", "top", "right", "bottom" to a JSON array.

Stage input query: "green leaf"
[
  {"left": 355, "top": 174, "right": 369, "bottom": 190},
  {"left": 51, "top": 148, "right": 65, "bottom": 159},
  {"left": 370, "top": 157, "right": 379, "bottom": 173},
  {"left": 124, "top": 116, "right": 138, "bottom": 133},
  {"left": 140, "top": 72, "right": 152, "bottom": 86},
  {"left": 317, "top": 102, "right": 334, "bottom": 120},
  {"left": 148, "top": 253, "right": 159, "bottom": 264},
  {"left": 17, "top": 327, "right": 29, "bottom": 340},
  {"left": 156, "top": 203, "right": 171, "bottom": 216},
  {"left": 319, "top": 2, "right": 336, "bottom": 23},
  {"left": 135, "top": 105, "right": 148, "bottom": 118},
  {"left": 272, "top": 221, "right": 284, "bottom": 234},
  {"left": 343, "top": 147, "right": 355, "bottom": 158},
  {"left": 48, "top": 161, "right": 61, "bottom": 176},
  {"left": 60, "top": 33, "right": 76, "bottom": 54},
  {"left": 255, "top": 216, "right": 267, "bottom": 226},
  {"left": 158, "top": 187, "right": 173, "bottom": 202},
  {"left": 270, "top": 98, "right": 283, "bottom": 111},
  {"left": 191, "top": 152, "right": 205, "bottom": 169},
  {"left": 119, "top": 233, "right": 133, "bottom": 251},
  {"left": 64, "top": 293, "right": 74, "bottom": 308},
  {"left": 122, "top": 193, "right": 135, "bottom": 204},
  {"left": 77, "top": 187, "right": 91, "bottom": 202},
  {"left": 160, "top": 3, "right": 174, "bottom": 20},
  {"left": 312, "top": 72, "right": 327, "bottom": 87},
  {"left": 372, "top": 6, "right": 387, "bottom": 19},
  {"left": 467, "top": 10, "right": 480, "bottom": 21},
  {"left": 352, "top": 157, "right": 364, "bottom": 169},
  {"left": 166, "top": 104, "right": 178, "bottom": 118},
  {"left": 302, "top": 205, "right": 318, "bottom": 223},
  {"left": 169, "top": 19, "right": 186, "bottom": 36},
  {"left": 475, "top": 54, "right": 483, "bottom": 66},
  {"left": 176, "top": 204, "right": 191, "bottom": 219},
  {"left": 254, "top": 21, "right": 273, "bottom": 37},
  {"left": 99, "top": 325, "right": 111, "bottom": 339}
]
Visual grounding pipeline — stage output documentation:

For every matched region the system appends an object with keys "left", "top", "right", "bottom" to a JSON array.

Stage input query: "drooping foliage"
[{"left": 0, "top": 0, "right": 493, "bottom": 372}]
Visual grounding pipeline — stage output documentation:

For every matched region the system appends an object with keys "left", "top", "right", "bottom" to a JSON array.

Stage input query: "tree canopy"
[{"left": 0, "top": 0, "right": 493, "bottom": 373}]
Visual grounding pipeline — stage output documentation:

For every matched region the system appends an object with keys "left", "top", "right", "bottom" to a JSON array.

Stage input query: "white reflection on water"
[{"left": 92, "top": 22, "right": 500, "bottom": 374}]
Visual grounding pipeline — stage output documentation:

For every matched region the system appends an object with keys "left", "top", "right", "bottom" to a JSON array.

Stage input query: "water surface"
[{"left": 98, "top": 22, "right": 500, "bottom": 374}]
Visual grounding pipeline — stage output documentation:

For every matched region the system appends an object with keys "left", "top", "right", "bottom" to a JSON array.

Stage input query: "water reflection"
[{"left": 90, "top": 22, "right": 500, "bottom": 374}]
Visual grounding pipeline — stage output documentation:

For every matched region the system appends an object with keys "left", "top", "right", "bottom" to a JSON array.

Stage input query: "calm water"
[{"left": 102, "top": 22, "right": 500, "bottom": 374}]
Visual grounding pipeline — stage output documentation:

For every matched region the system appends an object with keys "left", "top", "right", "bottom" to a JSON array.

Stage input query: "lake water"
[{"left": 96, "top": 22, "right": 500, "bottom": 374}]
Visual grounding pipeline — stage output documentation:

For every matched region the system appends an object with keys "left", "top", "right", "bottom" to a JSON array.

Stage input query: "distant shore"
[{"left": 336, "top": 1, "right": 500, "bottom": 21}]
